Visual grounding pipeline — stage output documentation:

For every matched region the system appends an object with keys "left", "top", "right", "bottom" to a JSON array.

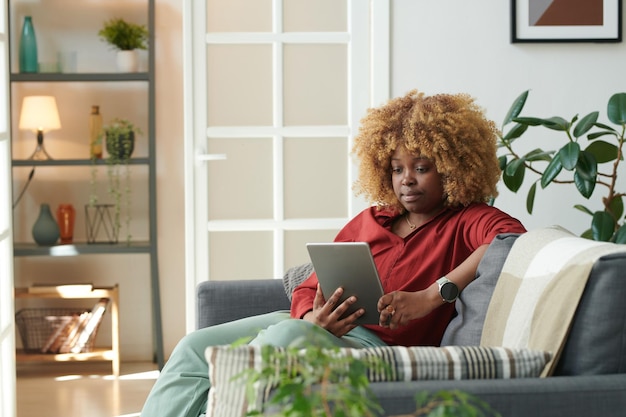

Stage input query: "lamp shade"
[{"left": 19, "top": 95, "right": 61, "bottom": 131}]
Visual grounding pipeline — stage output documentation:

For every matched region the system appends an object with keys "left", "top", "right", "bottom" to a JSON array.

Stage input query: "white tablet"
[{"left": 306, "top": 242, "right": 385, "bottom": 325}]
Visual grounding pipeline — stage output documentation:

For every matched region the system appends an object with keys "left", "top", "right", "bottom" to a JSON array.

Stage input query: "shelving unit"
[
  {"left": 8, "top": 0, "right": 163, "bottom": 370},
  {"left": 14, "top": 285, "right": 120, "bottom": 376}
]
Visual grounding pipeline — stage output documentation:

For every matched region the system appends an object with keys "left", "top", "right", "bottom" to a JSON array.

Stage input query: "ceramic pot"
[
  {"left": 32, "top": 203, "right": 60, "bottom": 245},
  {"left": 116, "top": 50, "right": 138, "bottom": 72},
  {"left": 105, "top": 131, "right": 135, "bottom": 159}
]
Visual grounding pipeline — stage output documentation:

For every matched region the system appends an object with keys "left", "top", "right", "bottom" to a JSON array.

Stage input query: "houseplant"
[
  {"left": 98, "top": 18, "right": 148, "bottom": 72},
  {"left": 92, "top": 118, "right": 142, "bottom": 244},
  {"left": 237, "top": 338, "right": 499, "bottom": 417},
  {"left": 498, "top": 91, "right": 626, "bottom": 243}
]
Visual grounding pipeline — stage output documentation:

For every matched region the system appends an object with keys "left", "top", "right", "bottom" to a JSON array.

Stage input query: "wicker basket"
[{"left": 15, "top": 307, "right": 104, "bottom": 354}]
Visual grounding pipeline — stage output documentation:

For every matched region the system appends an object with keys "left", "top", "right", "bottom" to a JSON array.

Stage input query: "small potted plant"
[
  {"left": 102, "top": 118, "right": 142, "bottom": 243},
  {"left": 98, "top": 18, "right": 148, "bottom": 72}
]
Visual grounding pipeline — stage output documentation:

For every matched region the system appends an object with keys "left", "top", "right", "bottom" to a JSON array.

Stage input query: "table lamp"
[{"left": 19, "top": 95, "right": 62, "bottom": 160}]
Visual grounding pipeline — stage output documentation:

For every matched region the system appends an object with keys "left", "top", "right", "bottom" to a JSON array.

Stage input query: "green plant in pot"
[
  {"left": 102, "top": 118, "right": 142, "bottom": 244},
  {"left": 498, "top": 91, "right": 626, "bottom": 243},
  {"left": 98, "top": 18, "right": 148, "bottom": 72}
]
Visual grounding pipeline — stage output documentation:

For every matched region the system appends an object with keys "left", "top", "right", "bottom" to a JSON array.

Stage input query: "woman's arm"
[{"left": 378, "top": 243, "right": 489, "bottom": 329}]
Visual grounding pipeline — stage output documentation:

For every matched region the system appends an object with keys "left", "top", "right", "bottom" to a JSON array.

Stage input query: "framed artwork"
[{"left": 511, "top": 0, "right": 622, "bottom": 43}]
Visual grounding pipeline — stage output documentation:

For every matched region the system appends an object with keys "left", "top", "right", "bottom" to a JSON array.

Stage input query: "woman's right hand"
[{"left": 302, "top": 284, "right": 364, "bottom": 337}]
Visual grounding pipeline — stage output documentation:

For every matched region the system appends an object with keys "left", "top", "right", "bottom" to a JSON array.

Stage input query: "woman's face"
[{"left": 390, "top": 147, "right": 445, "bottom": 216}]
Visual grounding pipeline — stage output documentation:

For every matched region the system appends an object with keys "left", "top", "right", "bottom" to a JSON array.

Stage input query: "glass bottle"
[
  {"left": 89, "top": 105, "right": 103, "bottom": 159},
  {"left": 19, "top": 16, "right": 38, "bottom": 73}
]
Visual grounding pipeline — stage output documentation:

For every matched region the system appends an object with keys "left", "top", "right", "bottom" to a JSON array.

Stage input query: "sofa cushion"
[
  {"left": 441, "top": 233, "right": 519, "bottom": 346},
  {"left": 282, "top": 263, "right": 313, "bottom": 301},
  {"left": 441, "top": 231, "right": 626, "bottom": 376},
  {"left": 205, "top": 344, "right": 551, "bottom": 417}
]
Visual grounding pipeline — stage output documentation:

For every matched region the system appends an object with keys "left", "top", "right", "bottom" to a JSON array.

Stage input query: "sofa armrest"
[{"left": 196, "top": 279, "right": 291, "bottom": 329}]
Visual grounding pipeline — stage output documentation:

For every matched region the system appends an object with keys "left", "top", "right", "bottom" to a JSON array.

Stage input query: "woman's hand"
[
  {"left": 303, "top": 284, "right": 364, "bottom": 337},
  {"left": 377, "top": 285, "right": 442, "bottom": 329}
]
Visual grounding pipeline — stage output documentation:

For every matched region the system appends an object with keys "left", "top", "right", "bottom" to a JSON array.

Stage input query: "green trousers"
[{"left": 140, "top": 311, "right": 386, "bottom": 417}]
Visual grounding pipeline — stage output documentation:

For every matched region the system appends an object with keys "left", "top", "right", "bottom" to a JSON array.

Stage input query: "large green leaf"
[
  {"left": 498, "top": 155, "right": 507, "bottom": 171},
  {"left": 584, "top": 140, "right": 618, "bottom": 163},
  {"left": 540, "top": 116, "right": 570, "bottom": 131},
  {"left": 503, "top": 91, "right": 529, "bottom": 126},
  {"left": 502, "top": 159, "right": 525, "bottom": 192},
  {"left": 574, "top": 170, "right": 596, "bottom": 198},
  {"left": 613, "top": 225, "right": 626, "bottom": 244},
  {"left": 541, "top": 155, "right": 562, "bottom": 188},
  {"left": 502, "top": 123, "right": 529, "bottom": 142},
  {"left": 607, "top": 93, "right": 626, "bottom": 125},
  {"left": 574, "top": 151, "right": 597, "bottom": 181},
  {"left": 573, "top": 112, "right": 599, "bottom": 138},
  {"left": 588, "top": 130, "right": 617, "bottom": 140},
  {"left": 526, "top": 182, "right": 537, "bottom": 214},
  {"left": 512, "top": 116, "right": 545, "bottom": 126},
  {"left": 523, "top": 148, "right": 552, "bottom": 162},
  {"left": 592, "top": 211, "right": 615, "bottom": 242},
  {"left": 558, "top": 142, "right": 580, "bottom": 170}
]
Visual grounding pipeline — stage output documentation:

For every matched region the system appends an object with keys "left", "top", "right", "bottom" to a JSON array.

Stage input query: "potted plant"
[
  {"left": 98, "top": 18, "right": 148, "bottom": 72},
  {"left": 237, "top": 342, "right": 500, "bottom": 417},
  {"left": 101, "top": 118, "right": 142, "bottom": 244},
  {"left": 498, "top": 91, "right": 626, "bottom": 243}
]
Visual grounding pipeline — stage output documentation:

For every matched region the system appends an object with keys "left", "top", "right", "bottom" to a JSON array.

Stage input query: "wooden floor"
[{"left": 16, "top": 361, "right": 159, "bottom": 417}]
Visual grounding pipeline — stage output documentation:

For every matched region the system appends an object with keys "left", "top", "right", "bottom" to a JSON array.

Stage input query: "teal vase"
[
  {"left": 32, "top": 204, "right": 60, "bottom": 245},
  {"left": 19, "top": 16, "right": 38, "bottom": 73}
]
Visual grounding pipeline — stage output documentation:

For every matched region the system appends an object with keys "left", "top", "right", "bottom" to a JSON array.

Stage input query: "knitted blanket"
[{"left": 480, "top": 225, "right": 626, "bottom": 376}]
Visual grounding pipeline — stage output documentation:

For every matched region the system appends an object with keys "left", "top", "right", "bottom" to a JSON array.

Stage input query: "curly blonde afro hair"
[{"left": 352, "top": 90, "right": 501, "bottom": 212}]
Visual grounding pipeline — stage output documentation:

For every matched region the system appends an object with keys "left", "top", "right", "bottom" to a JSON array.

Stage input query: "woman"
[{"left": 140, "top": 90, "right": 526, "bottom": 417}]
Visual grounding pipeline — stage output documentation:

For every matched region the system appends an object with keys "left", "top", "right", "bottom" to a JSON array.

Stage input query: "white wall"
[
  {"left": 390, "top": 0, "right": 626, "bottom": 236},
  {"left": 155, "top": 0, "right": 626, "bottom": 360}
]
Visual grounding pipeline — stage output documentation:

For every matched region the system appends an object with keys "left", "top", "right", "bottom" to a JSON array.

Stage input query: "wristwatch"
[{"left": 436, "top": 277, "right": 459, "bottom": 303}]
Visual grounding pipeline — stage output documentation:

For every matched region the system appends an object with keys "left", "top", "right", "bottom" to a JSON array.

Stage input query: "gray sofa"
[{"left": 196, "top": 233, "right": 626, "bottom": 416}]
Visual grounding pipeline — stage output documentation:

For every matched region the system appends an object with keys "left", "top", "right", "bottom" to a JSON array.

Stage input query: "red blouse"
[{"left": 290, "top": 203, "right": 526, "bottom": 346}]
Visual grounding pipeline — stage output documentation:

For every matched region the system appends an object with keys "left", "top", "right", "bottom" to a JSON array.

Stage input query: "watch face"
[{"left": 441, "top": 282, "right": 459, "bottom": 301}]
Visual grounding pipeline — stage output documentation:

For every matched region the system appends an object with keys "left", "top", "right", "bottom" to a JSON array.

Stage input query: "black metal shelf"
[
  {"left": 10, "top": 72, "right": 150, "bottom": 82},
  {"left": 14, "top": 241, "right": 151, "bottom": 256},
  {"left": 12, "top": 158, "right": 150, "bottom": 167}
]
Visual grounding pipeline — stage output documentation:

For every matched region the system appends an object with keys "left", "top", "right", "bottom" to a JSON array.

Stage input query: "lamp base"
[
  {"left": 28, "top": 143, "right": 53, "bottom": 161},
  {"left": 28, "top": 129, "right": 53, "bottom": 160}
]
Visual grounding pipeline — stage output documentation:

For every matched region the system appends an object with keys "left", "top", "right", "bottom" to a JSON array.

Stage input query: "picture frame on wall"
[{"left": 511, "top": 0, "right": 622, "bottom": 43}]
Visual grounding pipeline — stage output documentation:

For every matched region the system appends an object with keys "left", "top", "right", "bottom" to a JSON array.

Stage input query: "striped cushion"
[{"left": 205, "top": 345, "right": 551, "bottom": 417}]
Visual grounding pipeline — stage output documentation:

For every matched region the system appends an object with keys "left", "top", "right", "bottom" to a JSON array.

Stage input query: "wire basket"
[{"left": 15, "top": 307, "right": 104, "bottom": 354}]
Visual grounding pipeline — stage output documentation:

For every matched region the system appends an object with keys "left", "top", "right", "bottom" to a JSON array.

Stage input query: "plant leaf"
[
  {"left": 498, "top": 155, "right": 507, "bottom": 171},
  {"left": 575, "top": 151, "right": 597, "bottom": 181},
  {"left": 584, "top": 140, "right": 618, "bottom": 163},
  {"left": 574, "top": 170, "right": 595, "bottom": 198},
  {"left": 502, "top": 159, "right": 525, "bottom": 193},
  {"left": 592, "top": 211, "right": 615, "bottom": 242},
  {"left": 523, "top": 148, "right": 553, "bottom": 162},
  {"left": 526, "top": 182, "right": 537, "bottom": 214},
  {"left": 609, "top": 195, "right": 624, "bottom": 221},
  {"left": 558, "top": 142, "right": 580, "bottom": 170},
  {"left": 574, "top": 204, "right": 593, "bottom": 216},
  {"left": 503, "top": 91, "right": 529, "bottom": 126},
  {"left": 607, "top": 92, "right": 626, "bottom": 125},
  {"left": 541, "top": 155, "right": 562, "bottom": 188},
  {"left": 502, "top": 123, "right": 529, "bottom": 142},
  {"left": 614, "top": 225, "right": 626, "bottom": 244},
  {"left": 540, "top": 116, "right": 570, "bottom": 131},
  {"left": 573, "top": 112, "right": 599, "bottom": 138}
]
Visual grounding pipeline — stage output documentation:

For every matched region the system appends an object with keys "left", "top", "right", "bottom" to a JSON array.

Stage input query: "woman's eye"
[{"left": 391, "top": 167, "right": 402, "bottom": 174}]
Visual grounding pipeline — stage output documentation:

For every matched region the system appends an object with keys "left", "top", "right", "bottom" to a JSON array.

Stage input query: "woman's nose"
[{"left": 402, "top": 173, "right": 415, "bottom": 185}]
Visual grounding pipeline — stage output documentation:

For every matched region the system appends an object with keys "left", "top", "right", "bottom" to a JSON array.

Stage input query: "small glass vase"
[
  {"left": 56, "top": 204, "right": 76, "bottom": 244},
  {"left": 32, "top": 203, "right": 60, "bottom": 246}
]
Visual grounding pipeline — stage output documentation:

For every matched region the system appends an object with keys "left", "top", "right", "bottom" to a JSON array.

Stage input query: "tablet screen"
[{"left": 306, "top": 242, "right": 384, "bottom": 325}]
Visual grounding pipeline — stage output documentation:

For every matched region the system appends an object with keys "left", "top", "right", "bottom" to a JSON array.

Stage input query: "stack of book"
[{"left": 39, "top": 298, "right": 110, "bottom": 354}]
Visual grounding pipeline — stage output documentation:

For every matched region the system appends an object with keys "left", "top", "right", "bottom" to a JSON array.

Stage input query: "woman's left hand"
[{"left": 377, "top": 286, "right": 441, "bottom": 329}]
